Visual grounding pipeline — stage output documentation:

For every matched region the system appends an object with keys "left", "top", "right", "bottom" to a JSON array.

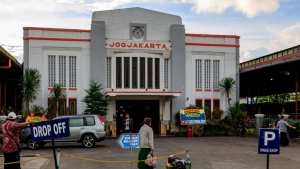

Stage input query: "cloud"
[
  {"left": 0, "top": 0, "right": 291, "bottom": 63},
  {"left": 181, "top": 0, "right": 280, "bottom": 17}
]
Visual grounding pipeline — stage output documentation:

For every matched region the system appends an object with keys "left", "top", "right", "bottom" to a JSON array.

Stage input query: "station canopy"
[{"left": 240, "top": 45, "right": 300, "bottom": 97}]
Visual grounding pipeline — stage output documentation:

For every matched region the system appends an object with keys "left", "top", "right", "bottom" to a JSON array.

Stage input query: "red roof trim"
[
  {"left": 23, "top": 27, "right": 91, "bottom": 32},
  {"left": 186, "top": 33, "right": 240, "bottom": 39},
  {"left": 185, "top": 42, "right": 240, "bottom": 47},
  {"left": 23, "top": 36, "right": 91, "bottom": 42}
]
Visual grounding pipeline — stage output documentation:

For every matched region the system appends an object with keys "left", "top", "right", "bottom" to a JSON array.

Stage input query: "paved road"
[{"left": 21, "top": 137, "right": 300, "bottom": 169}]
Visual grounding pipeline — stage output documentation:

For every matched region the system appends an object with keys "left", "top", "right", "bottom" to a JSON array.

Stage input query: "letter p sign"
[
  {"left": 264, "top": 131, "right": 275, "bottom": 146},
  {"left": 258, "top": 128, "right": 280, "bottom": 154}
]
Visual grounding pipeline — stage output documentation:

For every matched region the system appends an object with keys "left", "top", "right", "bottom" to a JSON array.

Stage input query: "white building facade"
[{"left": 23, "top": 7, "right": 239, "bottom": 136}]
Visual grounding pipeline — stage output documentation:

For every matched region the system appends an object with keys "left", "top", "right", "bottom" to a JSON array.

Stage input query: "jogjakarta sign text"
[{"left": 106, "top": 39, "right": 171, "bottom": 51}]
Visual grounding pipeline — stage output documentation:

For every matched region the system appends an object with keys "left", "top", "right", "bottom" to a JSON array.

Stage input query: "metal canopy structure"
[
  {"left": 240, "top": 45, "right": 300, "bottom": 115},
  {"left": 0, "top": 46, "right": 22, "bottom": 113}
]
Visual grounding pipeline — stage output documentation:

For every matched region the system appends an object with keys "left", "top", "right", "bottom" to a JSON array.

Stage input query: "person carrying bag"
[{"left": 138, "top": 117, "right": 155, "bottom": 169}]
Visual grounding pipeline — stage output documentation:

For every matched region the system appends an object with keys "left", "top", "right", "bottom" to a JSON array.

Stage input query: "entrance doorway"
[{"left": 116, "top": 100, "right": 160, "bottom": 135}]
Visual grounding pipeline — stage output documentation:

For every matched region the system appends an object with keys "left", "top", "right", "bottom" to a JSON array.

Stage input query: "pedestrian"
[
  {"left": 138, "top": 117, "right": 154, "bottom": 169},
  {"left": 124, "top": 113, "right": 133, "bottom": 133},
  {"left": 1, "top": 112, "right": 29, "bottom": 169},
  {"left": 276, "top": 115, "right": 296, "bottom": 146},
  {"left": 273, "top": 114, "right": 282, "bottom": 128}
]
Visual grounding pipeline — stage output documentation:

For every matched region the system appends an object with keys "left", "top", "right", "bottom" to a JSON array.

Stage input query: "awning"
[{"left": 105, "top": 89, "right": 182, "bottom": 97}]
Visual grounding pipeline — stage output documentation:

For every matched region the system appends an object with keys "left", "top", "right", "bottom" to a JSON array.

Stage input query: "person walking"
[
  {"left": 138, "top": 117, "right": 154, "bottom": 169},
  {"left": 2, "top": 112, "right": 29, "bottom": 169},
  {"left": 124, "top": 113, "right": 133, "bottom": 133},
  {"left": 276, "top": 115, "right": 296, "bottom": 146}
]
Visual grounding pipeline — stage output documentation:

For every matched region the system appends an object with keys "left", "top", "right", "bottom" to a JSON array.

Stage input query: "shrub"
[{"left": 288, "top": 119, "right": 300, "bottom": 138}]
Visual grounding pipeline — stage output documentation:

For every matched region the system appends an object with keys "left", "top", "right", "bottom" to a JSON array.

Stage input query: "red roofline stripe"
[
  {"left": 23, "top": 27, "right": 91, "bottom": 32},
  {"left": 23, "top": 36, "right": 91, "bottom": 42},
  {"left": 185, "top": 43, "right": 240, "bottom": 47},
  {"left": 185, "top": 33, "right": 240, "bottom": 39}
]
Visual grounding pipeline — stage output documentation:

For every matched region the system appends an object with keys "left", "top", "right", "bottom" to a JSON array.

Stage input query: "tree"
[
  {"left": 22, "top": 69, "right": 41, "bottom": 115},
  {"left": 83, "top": 81, "right": 108, "bottom": 115},
  {"left": 219, "top": 77, "right": 235, "bottom": 107},
  {"left": 49, "top": 84, "right": 66, "bottom": 117}
]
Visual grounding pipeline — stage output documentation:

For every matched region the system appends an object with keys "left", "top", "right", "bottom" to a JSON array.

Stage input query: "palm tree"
[
  {"left": 219, "top": 77, "right": 235, "bottom": 106},
  {"left": 49, "top": 84, "right": 66, "bottom": 117},
  {"left": 22, "top": 69, "right": 41, "bottom": 115}
]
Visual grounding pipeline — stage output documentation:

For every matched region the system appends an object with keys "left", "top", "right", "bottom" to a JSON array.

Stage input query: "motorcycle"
[{"left": 165, "top": 151, "right": 191, "bottom": 169}]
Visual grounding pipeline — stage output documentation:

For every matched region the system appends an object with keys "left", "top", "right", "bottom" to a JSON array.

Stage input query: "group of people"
[{"left": 274, "top": 114, "right": 296, "bottom": 146}]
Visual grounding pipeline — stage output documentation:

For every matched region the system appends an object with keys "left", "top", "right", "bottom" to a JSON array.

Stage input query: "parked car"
[{"left": 21, "top": 115, "right": 106, "bottom": 149}]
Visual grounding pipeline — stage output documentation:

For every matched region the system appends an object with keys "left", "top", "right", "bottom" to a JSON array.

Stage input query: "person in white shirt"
[
  {"left": 138, "top": 117, "right": 154, "bottom": 169},
  {"left": 276, "top": 115, "right": 296, "bottom": 146}
]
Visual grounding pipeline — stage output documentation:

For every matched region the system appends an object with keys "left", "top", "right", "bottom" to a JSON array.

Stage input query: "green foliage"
[
  {"left": 49, "top": 84, "right": 66, "bottom": 117},
  {"left": 245, "top": 128, "right": 256, "bottom": 136},
  {"left": 219, "top": 77, "right": 235, "bottom": 106},
  {"left": 287, "top": 119, "right": 300, "bottom": 138},
  {"left": 22, "top": 69, "right": 41, "bottom": 114},
  {"left": 83, "top": 81, "right": 108, "bottom": 115},
  {"left": 257, "top": 93, "right": 291, "bottom": 104},
  {"left": 31, "top": 105, "right": 47, "bottom": 116},
  {"left": 212, "top": 109, "right": 224, "bottom": 120},
  {"left": 228, "top": 102, "right": 247, "bottom": 128}
]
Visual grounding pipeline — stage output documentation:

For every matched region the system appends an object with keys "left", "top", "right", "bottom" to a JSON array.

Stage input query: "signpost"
[
  {"left": 30, "top": 118, "right": 70, "bottom": 169},
  {"left": 258, "top": 128, "right": 280, "bottom": 169},
  {"left": 180, "top": 108, "right": 206, "bottom": 125},
  {"left": 118, "top": 133, "right": 140, "bottom": 149}
]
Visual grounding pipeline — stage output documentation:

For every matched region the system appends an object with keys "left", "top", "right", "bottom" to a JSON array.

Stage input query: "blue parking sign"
[{"left": 258, "top": 128, "right": 280, "bottom": 154}]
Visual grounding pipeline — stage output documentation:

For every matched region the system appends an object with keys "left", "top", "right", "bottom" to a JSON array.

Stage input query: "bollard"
[
  {"left": 255, "top": 114, "right": 264, "bottom": 136},
  {"left": 187, "top": 126, "right": 193, "bottom": 138}
]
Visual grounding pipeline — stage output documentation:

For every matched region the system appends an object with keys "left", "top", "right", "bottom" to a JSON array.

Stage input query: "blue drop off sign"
[{"left": 30, "top": 118, "right": 70, "bottom": 141}]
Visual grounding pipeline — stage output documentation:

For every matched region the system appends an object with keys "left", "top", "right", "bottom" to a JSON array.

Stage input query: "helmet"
[{"left": 7, "top": 112, "right": 17, "bottom": 120}]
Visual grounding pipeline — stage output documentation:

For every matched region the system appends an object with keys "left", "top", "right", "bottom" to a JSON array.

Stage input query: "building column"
[
  {"left": 107, "top": 99, "right": 116, "bottom": 137},
  {"left": 160, "top": 99, "right": 171, "bottom": 136}
]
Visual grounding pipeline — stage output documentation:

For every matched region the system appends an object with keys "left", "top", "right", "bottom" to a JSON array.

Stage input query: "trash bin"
[{"left": 254, "top": 114, "right": 264, "bottom": 136}]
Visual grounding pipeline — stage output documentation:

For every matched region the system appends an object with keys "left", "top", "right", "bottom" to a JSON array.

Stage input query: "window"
[
  {"left": 204, "top": 60, "right": 211, "bottom": 89},
  {"left": 116, "top": 57, "right": 122, "bottom": 88},
  {"left": 85, "top": 117, "right": 95, "bottom": 126},
  {"left": 213, "top": 99, "right": 220, "bottom": 111},
  {"left": 195, "top": 99, "right": 203, "bottom": 109},
  {"left": 69, "top": 118, "right": 84, "bottom": 127},
  {"left": 69, "top": 56, "right": 76, "bottom": 88},
  {"left": 124, "top": 57, "right": 130, "bottom": 88},
  {"left": 213, "top": 60, "right": 220, "bottom": 89},
  {"left": 48, "top": 55, "right": 56, "bottom": 87},
  {"left": 69, "top": 98, "right": 77, "bottom": 115},
  {"left": 164, "top": 59, "right": 169, "bottom": 89},
  {"left": 132, "top": 57, "right": 138, "bottom": 88},
  {"left": 48, "top": 98, "right": 56, "bottom": 118},
  {"left": 106, "top": 57, "right": 112, "bottom": 88},
  {"left": 58, "top": 99, "right": 67, "bottom": 116},
  {"left": 147, "top": 58, "right": 153, "bottom": 88},
  {"left": 195, "top": 59, "right": 202, "bottom": 89},
  {"left": 140, "top": 57, "right": 145, "bottom": 88},
  {"left": 59, "top": 55, "right": 66, "bottom": 87},
  {"left": 155, "top": 58, "right": 160, "bottom": 89},
  {"left": 204, "top": 99, "right": 211, "bottom": 113}
]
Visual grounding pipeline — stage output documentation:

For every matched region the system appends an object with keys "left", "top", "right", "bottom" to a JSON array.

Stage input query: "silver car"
[{"left": 23, "top": 115, "right": 106, "bottom": 149}]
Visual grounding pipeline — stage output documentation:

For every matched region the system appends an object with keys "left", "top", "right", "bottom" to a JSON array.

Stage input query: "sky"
[{"left": 0, "top": 0, "right": 299, "bottom": 63}]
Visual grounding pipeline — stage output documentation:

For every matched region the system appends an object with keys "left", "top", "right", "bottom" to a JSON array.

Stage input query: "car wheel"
[
  {"left": 27, "top": 139, "right": 40, "bottom": 150},
  {"left": 82, "top": 134, "right": 96, "bottom": 148}
]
